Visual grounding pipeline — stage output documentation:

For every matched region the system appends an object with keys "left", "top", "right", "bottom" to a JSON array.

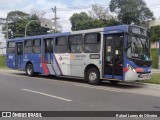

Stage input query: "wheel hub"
[
  {"left": 89, "top": 72, "right": 97, "bottom": 82},
  {"left": 27, "top": 66, "right": 32, "bottom": 75}
]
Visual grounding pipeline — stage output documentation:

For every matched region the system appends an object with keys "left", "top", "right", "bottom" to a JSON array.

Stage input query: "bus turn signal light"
[
  {"left": 135, "top": 68, "right": 144, "bottom": 73},
  {"left": 123, "top": 68, "right": 129, "bottom": 72}
]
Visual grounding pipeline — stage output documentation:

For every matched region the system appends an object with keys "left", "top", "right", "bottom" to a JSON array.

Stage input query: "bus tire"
[
  {"left": 26, "top": 64, "right": 34, "bottom": 77},
  {"left": 86, "top": 68, "right": 101, "bottom": 85}
]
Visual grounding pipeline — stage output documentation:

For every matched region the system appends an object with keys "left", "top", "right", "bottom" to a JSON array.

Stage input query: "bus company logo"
[
  {"left": 8, "top": 56, "right": 13, "bottom": 59},
  {"left": 2, "top": 112, "right": 11, "bottom": 117}
]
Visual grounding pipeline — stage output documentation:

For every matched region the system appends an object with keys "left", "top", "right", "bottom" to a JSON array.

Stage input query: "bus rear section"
[{"left": 6, "top": 41, "right": 24, "bottom": 70}]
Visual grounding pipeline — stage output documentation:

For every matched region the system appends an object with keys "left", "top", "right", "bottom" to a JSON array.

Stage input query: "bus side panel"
[
  {"left": 54, "top": 54, "right": 69, "bottom": 76},
  {"left": 6, "top": 53, "right": 16, "bottom": 69},
  {"left": 69, "top": 53, "right": 102, "bottom": 78},
  {"left": 17, "top": 54, "right": 23, "bottom": 70},
  {"left": 24, "top": 54, "right": 44, "bottom": 74},
  {"left": 83, "top": 54, "right": 102, "bottom": 77},
  {"left": 70, "top": 53, "right": 83, "bottom": 77},
  {"left": 41, "top": 53, "right": 56, "bottom": 75}
]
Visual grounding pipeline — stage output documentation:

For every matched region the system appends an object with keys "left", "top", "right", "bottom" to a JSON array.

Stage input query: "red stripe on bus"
[{"left": 42, "top": 64, "right": 49, "bottom": 75}]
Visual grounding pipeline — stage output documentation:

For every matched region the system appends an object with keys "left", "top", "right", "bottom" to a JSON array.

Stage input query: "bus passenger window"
[
  {"left": 69, "top": 35, "right": 83, "bottom": 53},
  {"left": 24, "top": 40, "right": 32, "bottom": 53},
  {"left": 17, "top": 43, "right": 23, "bottom": 55},
  {"left": 55, "top": 37, "right": 68, "bottom": 53},
  {"left": 7, "top": 42, "right": 15, "bottom": 54},
  {"left": 33, "top": 39, "right": 41, "bottom": 54},
  {"left": 84, "top": 33, "right": 101, "bottom": 53}
]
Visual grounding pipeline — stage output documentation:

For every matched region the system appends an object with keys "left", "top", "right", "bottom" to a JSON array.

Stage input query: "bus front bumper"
[{"left": 124, "top": 69, "right": 152, "bottom": 82}]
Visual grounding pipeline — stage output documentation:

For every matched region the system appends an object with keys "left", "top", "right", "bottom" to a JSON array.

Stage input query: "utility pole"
[
  {"left": 55, "top": 6, "right": 57, "bottom": 33},
  {"left": 6, "top": 18, "right": 8, "bottom": 39},
  {"left": 52, "top": 6, "right": 59, "bottom": 33}
]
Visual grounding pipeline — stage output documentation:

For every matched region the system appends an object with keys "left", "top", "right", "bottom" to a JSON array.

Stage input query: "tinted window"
[
  {"left": 24, "top": 40, "right": 32, "bottom": 53},
  {"left": 7, "top": 42, "right": 15, "bottom": 54},
  {"left": 56, "top": 37, "right": 67, "bottom": 45},
  {"left": 44, "top": 38, "right": 54, "bottom": 53},
  {"left": 131, "top": 26, "right": 147, "bottom": 36},
  {"left": 69, "top": 35, "right": 83, "bottom": 44},
  {"left": 17, "top": 43, "right": 23, "bottom": 55},
  {"left": 84, "top": 33, "right": 101, "bottom": 53},
  {"left": 25, "top": 40, "right": 32, "bottom": 46},
  {"left": 33, "top": 39, "right": 41, "bottom": 46},
  {"left": 85, "top": 34, "right": 100, "bottom": 43},
  {"left": 69, "top": 35, "right": 83, "bottom": 53},
  {"left": 55, "top": 37, "right": 68, "bottom": 53},
  {"left": 33, "top": 39, "right": 41, "bottom": 54},
  {"left": 8, "top": 42, "right": 15, "bottom": 48}
]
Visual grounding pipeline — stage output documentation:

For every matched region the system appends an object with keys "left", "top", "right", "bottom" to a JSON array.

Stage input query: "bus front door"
[
  {"left": 104, "top": 34, "right": 124, "bottom": 80},
  {"left": 16, "top": 42, "right": 23, "bottom": 70}
]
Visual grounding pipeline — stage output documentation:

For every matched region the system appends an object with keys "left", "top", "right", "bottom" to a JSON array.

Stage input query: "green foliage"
[
  {"left": 109, "top": 0, "right": 154, "bottom": 25},
  {"left": 70, "top": 4, "right": 120, "bottom": 31},
  {"left": 151, "top": 48, "right": 158, "bottom": 68},
  {"left": 70, "top": 12, "right": 92, "bottom": 31},
  {"left": 150, "top": 26, "right": 160, "bottom": 43},
  {"left": 3, "top": 11, "right": 49, "bottom": 38},
  {"left": 70, "top": 12, "right": 119, "bottom": 31},
  {"left": 7, "top": 10, "right": 29, "bottom": 20},
  {"left": 0, "top": 55, "right": 6, "bottom": 69}
]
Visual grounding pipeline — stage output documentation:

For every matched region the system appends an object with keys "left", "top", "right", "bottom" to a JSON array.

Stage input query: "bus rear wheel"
[
  {"left": 86, "top": 68, "right": 101, "bottom": 85},
  {"left": 26, "top": 64, "right": 34, "bottom": 77}
]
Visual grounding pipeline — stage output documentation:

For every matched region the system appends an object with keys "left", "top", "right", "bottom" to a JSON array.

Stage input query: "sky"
[{"left": 0, "top": 0, "right": 160, "bottom": 35}]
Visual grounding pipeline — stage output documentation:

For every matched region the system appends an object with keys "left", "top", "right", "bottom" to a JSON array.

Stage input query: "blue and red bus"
[{"left": 6, "top": 25, "right": 152, "bottom": 85}]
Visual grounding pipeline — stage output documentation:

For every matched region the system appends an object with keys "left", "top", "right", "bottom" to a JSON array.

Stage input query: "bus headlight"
[
  {"left": 133, "top": 69, "right": 136, "bottom": 72},
  {"left": 127, "top": 64, "right": 136, "bottom": 73}
]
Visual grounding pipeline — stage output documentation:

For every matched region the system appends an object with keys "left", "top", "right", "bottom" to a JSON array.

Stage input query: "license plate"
[{"left": 142, "top": 74, "right": 149, "bottom": 78}]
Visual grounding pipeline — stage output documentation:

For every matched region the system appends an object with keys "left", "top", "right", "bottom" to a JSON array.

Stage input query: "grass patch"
[
  {"left": 142, "top": 74, "right": 160, "bottom": 84},
  {"left": 0, "top": 55, "right": 7, "bottom": 69},
  {"left": 151, "top": 48, "right": 158, "bottom": 68}
]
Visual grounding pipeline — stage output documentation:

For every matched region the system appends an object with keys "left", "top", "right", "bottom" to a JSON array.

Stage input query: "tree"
[
  {"left": 70, "top": 5, "right": 120, "bottom": 31},
  {"left": 7, "top": 11, "right": 29, "bottom": 20},
  {"left": 89, "top": 4, "right": 112, "bottom": 20},
  {"left": 3, "top": 11, "right": 49, "bottom": 38},
  {"left": 150, "top": 26, "right": 160, "bottom": 46},
  {"left": 31, "top": 8, "right": 62, "bottom": 33},
  {"left": 109, "top": 0, "right": 154, "bottom": 25},
  {"left": 70, "top": 12, "right": 93, "bottom": 31}
]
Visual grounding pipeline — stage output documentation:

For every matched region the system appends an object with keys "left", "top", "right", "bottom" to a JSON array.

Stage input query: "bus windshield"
[{"left": 127, "top": 35, "right": 150, "bottom": 61}]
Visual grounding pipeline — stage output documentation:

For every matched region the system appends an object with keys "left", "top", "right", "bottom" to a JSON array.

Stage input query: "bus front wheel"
[
  {"left": 86, "top": 68, "right": 101, "bottom": 85},
  {"left": 26, "top": 64, "right": 34, "bottom": 77}
]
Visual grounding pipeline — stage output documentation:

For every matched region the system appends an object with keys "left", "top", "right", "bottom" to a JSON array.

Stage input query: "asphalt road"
[{"left": 0, "top": 69, "right": 160, "bottom": 119}]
